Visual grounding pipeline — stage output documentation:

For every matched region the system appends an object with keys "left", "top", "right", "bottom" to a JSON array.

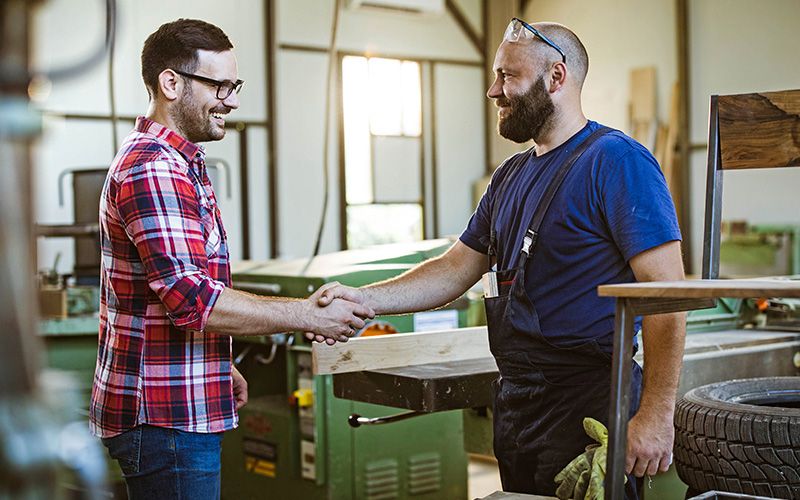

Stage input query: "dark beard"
[
  {"left": 497, "top": 75, "right": 555, "bottom": 144},
  {"left": 173, "top": 85, "right": 226, "bottom": 143}
]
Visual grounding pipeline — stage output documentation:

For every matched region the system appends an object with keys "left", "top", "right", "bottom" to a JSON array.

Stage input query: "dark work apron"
[{"left": 483, "top": 127, "right": 643, "bottom": 498}]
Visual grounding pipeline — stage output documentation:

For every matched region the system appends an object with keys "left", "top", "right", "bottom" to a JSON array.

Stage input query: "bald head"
[{"left": 525, "top": 22, "right": 589, "bottom": 90}]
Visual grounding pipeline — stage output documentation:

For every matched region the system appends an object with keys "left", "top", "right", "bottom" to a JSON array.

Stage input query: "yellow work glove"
[
  {"left": 554, "top": 443, "right": 598, "bottom": 499},
  {"left": 554, "top": 418, "right": 624, "bottom": 500}
]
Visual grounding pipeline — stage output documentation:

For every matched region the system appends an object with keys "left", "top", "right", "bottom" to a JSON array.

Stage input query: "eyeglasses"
[
  {"left": 503, "top": 18, "right": 567, "bottom": 64},
  {"left": 173, "top": 69, "right": 244, "bottom": 100}
]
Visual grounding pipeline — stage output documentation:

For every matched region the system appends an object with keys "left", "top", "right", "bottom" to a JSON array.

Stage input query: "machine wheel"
[{"left": 674, "top": 377, "right": 800, "bottom": 499}]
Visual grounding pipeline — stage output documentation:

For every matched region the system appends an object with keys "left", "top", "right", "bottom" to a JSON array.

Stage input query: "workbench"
[
  {"left": 598, "top": 278, "right": 800, "bottom": 500},
  {"left": 330, "top": 279, "right": 800, "bottom": 499}
]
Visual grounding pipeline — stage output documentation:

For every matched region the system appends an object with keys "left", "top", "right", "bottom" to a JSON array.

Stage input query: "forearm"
[
  {"left": 206, "top": 287, "right": 310, "bottom": 337},
  {"left": 638, "top": 311, "right": 686, "bottom": 415},
  {"left": 362, "top": 244, "right": 484, "bottom": 315}
]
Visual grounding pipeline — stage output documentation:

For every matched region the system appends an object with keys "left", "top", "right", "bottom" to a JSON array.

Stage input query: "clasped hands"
[{"left": 302, "top": 282, "right": 371, "bottom": 345}]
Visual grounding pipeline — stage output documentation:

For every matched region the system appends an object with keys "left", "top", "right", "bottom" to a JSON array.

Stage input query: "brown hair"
[{"left": 141, "top": 18, "right": 233, "bottom": 99}]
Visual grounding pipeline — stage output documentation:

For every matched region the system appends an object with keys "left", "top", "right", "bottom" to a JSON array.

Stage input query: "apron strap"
[
  {"left": 487, "top": 147, "right": 536, "bottom": 268},
  {"left": 519, "top": 126, "right": 613, "bottom": 260}
]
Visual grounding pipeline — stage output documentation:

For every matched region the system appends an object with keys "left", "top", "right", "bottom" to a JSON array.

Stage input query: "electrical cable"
[
  {"left": 301, "top": 0, "right": 341, "bottom": 275},
  {"left": 38, "top": 0, "right": 116, "bottom": 83}
]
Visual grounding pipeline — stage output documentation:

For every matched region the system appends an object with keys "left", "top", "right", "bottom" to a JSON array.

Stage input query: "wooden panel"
[
  {"left": 718, "top": 89, "right": 800, "bottom": 170},
  {"left": 598, "top": 278, "right": 800, "bottom": 299},
  {"left": 312, "top": 326, "right": 489, "bottom": 375}
]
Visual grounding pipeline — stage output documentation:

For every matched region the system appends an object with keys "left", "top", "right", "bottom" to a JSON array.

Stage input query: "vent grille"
[
  {"left": 365, "top": 458, "right": 399, "bottom": 500},
  {"left": 408, "top": 452, "right": 441, "bottom": 495}
]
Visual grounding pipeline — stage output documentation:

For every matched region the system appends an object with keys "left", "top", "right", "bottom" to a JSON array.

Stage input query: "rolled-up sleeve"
[{"left": 116, "top": 161, "right": 225, "bottom": 331}]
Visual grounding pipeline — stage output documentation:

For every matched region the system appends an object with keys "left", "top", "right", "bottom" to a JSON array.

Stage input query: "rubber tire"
[{"left": 674, "top": 377, "right": 800, "bottom": 499}]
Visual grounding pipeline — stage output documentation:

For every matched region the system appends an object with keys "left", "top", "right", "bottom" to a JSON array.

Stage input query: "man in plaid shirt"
[{"left": 91, "top": 19, "right": 372, "bottom": 499}]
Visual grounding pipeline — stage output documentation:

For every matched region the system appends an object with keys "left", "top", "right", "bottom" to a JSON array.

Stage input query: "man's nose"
[
  {"left": 222, "top": 91, "right": 240, "bottom": 109},
  {"left": 487, "top": 77, "right": 503, "bottom": 99}
]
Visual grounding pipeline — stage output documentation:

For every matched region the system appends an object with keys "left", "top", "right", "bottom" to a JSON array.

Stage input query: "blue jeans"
[{"left": 102, "top": 425, "right": 223, "bottom": 500}]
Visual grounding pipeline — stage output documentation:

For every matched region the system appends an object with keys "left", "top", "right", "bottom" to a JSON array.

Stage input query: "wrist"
[
  {"left": 361, "top": 287, "right": 378, "bottom": 314},
  {"left": 294, "top": 299, "right": 314, "bottom": 332},
  {"left": 636, "top": 400, "right": 675, "bottom": 421}
]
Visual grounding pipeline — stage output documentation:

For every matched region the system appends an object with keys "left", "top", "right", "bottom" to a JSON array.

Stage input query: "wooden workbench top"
[{"left": 598, "top": 278, "right": 800, "bottom": 298}]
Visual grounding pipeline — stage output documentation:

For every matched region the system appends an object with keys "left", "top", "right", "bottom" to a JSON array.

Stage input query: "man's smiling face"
[{"left": 172, "top": 49, "right": 240, "bottom": 143}]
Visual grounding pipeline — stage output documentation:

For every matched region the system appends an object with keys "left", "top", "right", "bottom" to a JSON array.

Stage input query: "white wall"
[
  {"left": 687, "top": 0, "right": 800, "bottom": 273},
  {"left": 434, "top": 63, "right": 486, "bottom": 236},
  {"left": 525, "top": 0, "right": 677, "bottom": 130}
]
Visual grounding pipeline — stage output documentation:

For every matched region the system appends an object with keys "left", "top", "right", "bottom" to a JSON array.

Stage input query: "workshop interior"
[{"left": 1, "top": 0, "right": 799, "bottom": 499}]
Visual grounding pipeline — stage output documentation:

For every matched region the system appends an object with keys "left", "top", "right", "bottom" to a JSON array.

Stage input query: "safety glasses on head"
[{"left": 503, "top": 18, "right": 567, "bottom": 64}]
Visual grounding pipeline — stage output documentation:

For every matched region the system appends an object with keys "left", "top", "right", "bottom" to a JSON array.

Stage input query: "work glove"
[
  {"left": 554, "top": 442, "right": 599, "bottom": 499},
  {"left": 554, "top": 417, "right": 625, "bottom": 500}
]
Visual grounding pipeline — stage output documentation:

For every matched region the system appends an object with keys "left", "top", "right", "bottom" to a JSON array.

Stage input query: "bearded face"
[
  {"left": 172, "top": 84, "right": 229, "bottom": 143},
  {"left": 496, "top": 74, "right": 555, "bottom": 144}
]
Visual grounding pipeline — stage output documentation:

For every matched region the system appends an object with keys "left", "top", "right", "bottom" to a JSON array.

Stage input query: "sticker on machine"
[
  {"left": 243, "top": 438, "right": 277, "bottom": 478},
  {"left": 413, "top": 309, "right": 459, "bottom": 332}
]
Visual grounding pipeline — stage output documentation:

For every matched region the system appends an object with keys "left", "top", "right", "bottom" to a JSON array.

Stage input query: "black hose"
[{"left": 301, "top": 0, "right": 341, "bottom": 275}]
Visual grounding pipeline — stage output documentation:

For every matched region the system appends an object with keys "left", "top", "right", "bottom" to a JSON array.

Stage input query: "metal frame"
[
  {"left": 605, "top": 89, "right": 799, "bottom": 497},
  {"left": 332, "top": 51, "right": 454, "bottom": 249},
  {"left": 702, "top": 95, "right": 723, "bottom": 279}
]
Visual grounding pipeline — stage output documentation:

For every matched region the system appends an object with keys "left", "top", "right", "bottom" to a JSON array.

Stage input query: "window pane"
[
  {"left": 367, "top": 58, "right": 403, "bottom": 136},
  {"left": 401, "top": 61, "right": 421, "bottom": 136},
  {"left": 342, "top": 56, "right": 373, "bottom": 204},
  {"left": 373, "top": 136, "right": 421, "bottom": 203},
  {"left": 346, "top": 204, "right": 423, "bottom": 249}
]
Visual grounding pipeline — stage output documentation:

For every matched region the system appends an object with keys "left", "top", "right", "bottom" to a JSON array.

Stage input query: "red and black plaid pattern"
[{"left": 90, "top": 117, "right": 236, "bottom": 438}]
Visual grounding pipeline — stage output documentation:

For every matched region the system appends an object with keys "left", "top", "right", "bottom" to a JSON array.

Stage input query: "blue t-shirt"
[{"left": 460, "top": 121, "right": 681, "bottom": 353}]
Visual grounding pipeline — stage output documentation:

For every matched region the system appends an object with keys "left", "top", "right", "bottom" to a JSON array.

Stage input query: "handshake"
[{"left": 302, "top": 282, "right": 373, "bottom": 345}]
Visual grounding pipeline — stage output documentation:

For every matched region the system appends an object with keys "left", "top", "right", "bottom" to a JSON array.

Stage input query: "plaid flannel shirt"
[{"left": 90, "top": 117, "right": 236, "bottom": 437}]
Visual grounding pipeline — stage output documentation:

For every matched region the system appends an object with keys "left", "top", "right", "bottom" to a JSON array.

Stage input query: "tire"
[{"left": 674, "top": 377, "right": 800, "bottom": 499}]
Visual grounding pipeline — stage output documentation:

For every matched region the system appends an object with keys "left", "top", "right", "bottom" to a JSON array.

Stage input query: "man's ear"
[
  {"left": 158, "top": 69, "right": 182, "bottom": 101},
  {"left": 548, "top": 61, "right": 567, "bottom": 93}
]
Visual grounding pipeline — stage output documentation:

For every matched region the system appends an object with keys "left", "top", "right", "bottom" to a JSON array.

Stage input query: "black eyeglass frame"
[
  {"left": 173, "top": 69, "right": 244, "bottom": 100},
  {"left": 508, "top": 18, "right": 567, "bottom": 64}
]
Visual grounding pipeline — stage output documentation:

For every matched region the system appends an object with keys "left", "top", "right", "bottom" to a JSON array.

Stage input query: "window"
[{"left": 341, "top": 55, "right": 424, "bottom": 248}]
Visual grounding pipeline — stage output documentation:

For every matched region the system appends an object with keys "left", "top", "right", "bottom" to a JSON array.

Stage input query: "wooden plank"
[
  {"left": 630, "top": 67, "right": 657, "bottom": 122},
  {"left": 598, "top": 278, "right": 800, "bottom": 299},
  {"left": 718, "top": 89, "right": 800, "bottom": 170},
  {"left": 629, "top": 67, "right": 657, "bottom": 150},
  {"left": 312, "top": 326, "right": 490, "bottom": 375}
]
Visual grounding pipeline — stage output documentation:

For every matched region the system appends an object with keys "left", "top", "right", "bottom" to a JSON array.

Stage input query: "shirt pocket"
[{"left": 198, "top": 195, "right": 222, "bottom": 257}]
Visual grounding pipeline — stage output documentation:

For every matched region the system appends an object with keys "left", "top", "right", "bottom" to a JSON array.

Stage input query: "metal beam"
[
  {"left": 265, "top": 0, "right": 279, "bottom": 258},
  {"left": 676, "top": 0, "right": 692, "bottom": 272}
]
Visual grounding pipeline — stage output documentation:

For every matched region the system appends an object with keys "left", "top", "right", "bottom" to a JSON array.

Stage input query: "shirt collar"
[{"left": 135, "top": 116, "right": 205, "bottom": 162}]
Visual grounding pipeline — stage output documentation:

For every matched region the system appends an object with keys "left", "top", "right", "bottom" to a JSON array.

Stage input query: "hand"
[
  {"left": 301, "top": 285, "right": 375, "bottom": 345},
  {"left": 626, "top": 407, "right": 674, "bottom": 477},
  {"left": 315, "top": 281, "right": 367, "bottom": 308},
  {"left": 231, "top": 366, "right": 248, "bottom": 410}
]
